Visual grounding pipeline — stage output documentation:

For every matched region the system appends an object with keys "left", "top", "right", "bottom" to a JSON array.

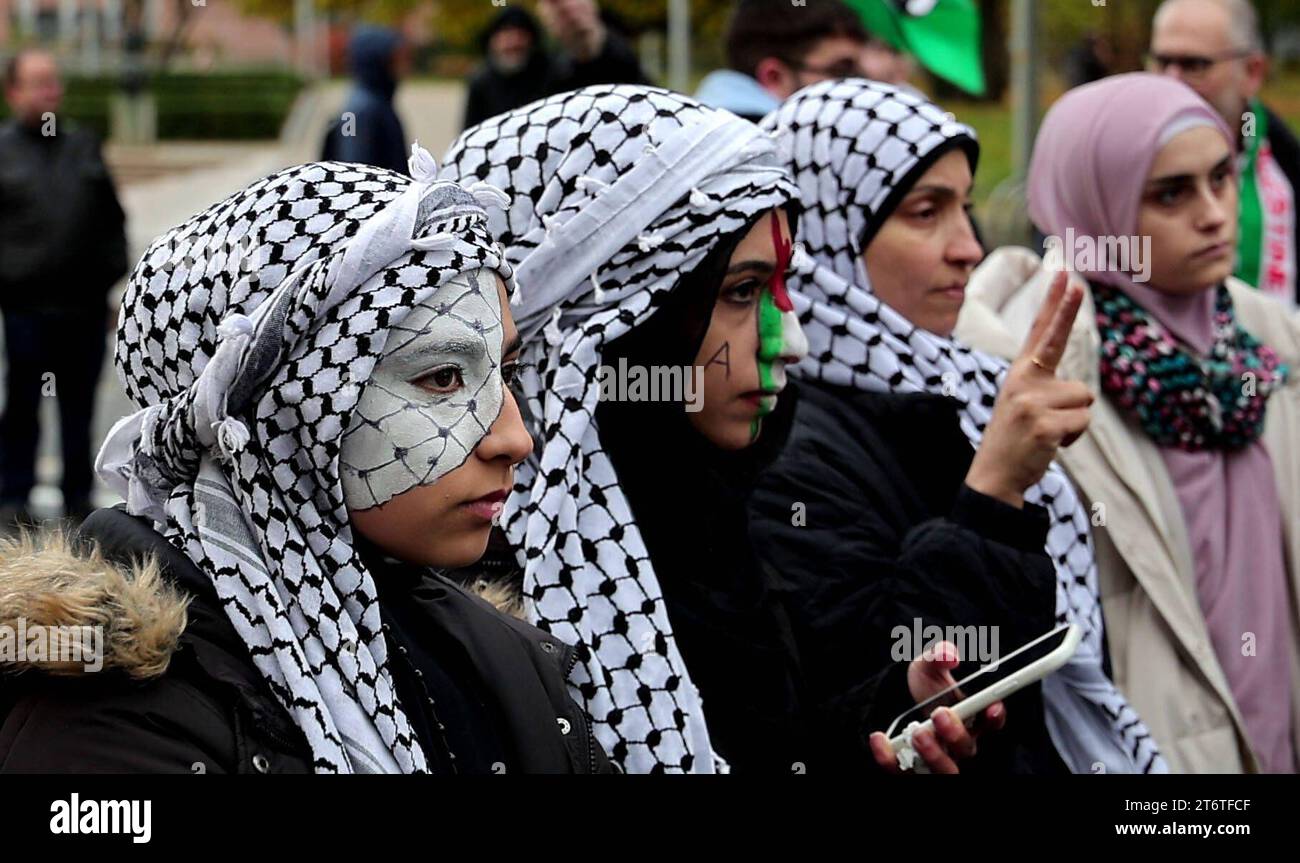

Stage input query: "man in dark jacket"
[
  {"left": 0, "top": 49, "right": 127, "bottom": 527},
  {"left": 322, "top": 26, "right": 411, "bottom": 175},
  {"left": 463, "top": 2, "right": 650, "bottom": 130},
  {"left": 1151, "top": 0, "right": 1300, "bottom": 305}
]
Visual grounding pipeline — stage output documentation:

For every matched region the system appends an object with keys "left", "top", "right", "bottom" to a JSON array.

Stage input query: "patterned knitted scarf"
[{"left": 1093, "top": 282, "right": 1289, "bottom": 452}]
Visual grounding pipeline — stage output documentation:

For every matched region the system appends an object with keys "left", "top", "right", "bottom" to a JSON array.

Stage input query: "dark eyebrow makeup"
[
  {"left": 404, "top": 337, "right": 487, "bottom": 361},
  {"left": 725, "top": 260, "right": 776, "bottom": 278},
  {"left": 903, "top": 182, "right": 974, "bottom": 204},
  {"left": 1146, "top": 155, "right": 1234, "bottom": 191}
]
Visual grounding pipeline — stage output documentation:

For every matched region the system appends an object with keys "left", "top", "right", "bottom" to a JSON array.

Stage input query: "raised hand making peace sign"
[{"left": 965, "top": 272, "right": 1094, "bottom": 509}]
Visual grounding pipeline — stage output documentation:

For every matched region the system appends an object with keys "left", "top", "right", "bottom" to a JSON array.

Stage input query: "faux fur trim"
[
  {"left": 0, "top": 529, "right": 188, "bottom": 680},
  {"left": 468, "top": 578, "right": 525, "bottom": 620}
]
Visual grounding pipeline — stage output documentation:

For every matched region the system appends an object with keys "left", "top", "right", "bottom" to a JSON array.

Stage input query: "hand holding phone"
[
  {"left": 873, "top": 624, "right": 1083, "bottom": 773},
  {"left": 868, "top": 638, "right": 1007, "bottom": 774}
]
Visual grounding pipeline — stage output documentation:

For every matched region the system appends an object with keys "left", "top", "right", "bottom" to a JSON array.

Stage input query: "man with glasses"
[
  {"left": 1150, "top": 0, "right": 1300, "bottom": 305},
  {"left": 695, "top": 0, "right": 871, "bottom": 122}
]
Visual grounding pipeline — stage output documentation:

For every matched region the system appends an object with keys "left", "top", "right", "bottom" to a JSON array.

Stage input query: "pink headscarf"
[
  {"left": 1029, "top": 73, "right": 1295, "bottom": 773},
  {"left": 1029, "top": 73, "right": 1233, "bottom": 349}
]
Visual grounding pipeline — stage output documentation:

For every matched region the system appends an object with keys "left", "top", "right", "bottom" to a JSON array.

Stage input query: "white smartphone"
[{"left": 882, "top": 623, "right": 1083, "bottom": 769}]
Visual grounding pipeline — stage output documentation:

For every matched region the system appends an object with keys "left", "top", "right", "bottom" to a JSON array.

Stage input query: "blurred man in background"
[
  {"left": 1065, "top": 32, "right": 1115, "bottom": 89},
  {"left": 0, "top": 49, "right": 127, "bottom": 527},
  {"left": 1150, "top": 0, "right": 1300, "bottom": 305},
  {"left": 465, "top": 7, "right": 547, "bottom": 128},
  {"left": 861, "top": 33, "right": 916, "bottom": 88},
  {"left": 323, "top": 25, "right": 411, "bottom": 175},
  {"left": 463, "top": 0, "right": 649, "bottom": 130},
  {"left": 695, "top": 0, "right": 869, "bottom": 122}
]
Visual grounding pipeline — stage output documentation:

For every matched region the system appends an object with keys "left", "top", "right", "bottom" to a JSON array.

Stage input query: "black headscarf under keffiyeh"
[{"left": 442, "top": 85, "right": 800, "bottom": 773}]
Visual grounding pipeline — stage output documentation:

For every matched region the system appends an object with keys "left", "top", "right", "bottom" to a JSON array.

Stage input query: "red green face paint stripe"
[
  {"left": 758, "top": 290, "right": 786, "bottom": 391},
  {"left": 751, "top": 214, "right": 797, "bottom": 440}
]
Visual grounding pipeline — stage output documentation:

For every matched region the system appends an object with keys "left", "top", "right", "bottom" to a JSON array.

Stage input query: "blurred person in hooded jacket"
[
  {"left": 462, "top": 2, "right": 649, "bottom": 131},
  {"left": 322, "top": 25, "right": 411, "bottom": 176}
]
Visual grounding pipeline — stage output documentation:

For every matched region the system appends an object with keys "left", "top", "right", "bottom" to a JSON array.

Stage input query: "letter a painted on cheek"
[{"left": 705, "top": 342, "right": 731, "bottom": 378}]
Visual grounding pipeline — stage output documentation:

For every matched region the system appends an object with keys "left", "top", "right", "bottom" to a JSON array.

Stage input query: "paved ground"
[{"left": 7, "top": 80, "right": 468, "bottom": 517}]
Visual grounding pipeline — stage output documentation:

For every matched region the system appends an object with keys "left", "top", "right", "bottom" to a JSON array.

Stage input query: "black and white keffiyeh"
[
  {"left": 442, "top": 85, "right": 798, "bottom": 773},
  {"left": 765, "top": 78, "right": 1167, "bottom": 773},
  {"left": 96, "top": 146, "right": 513, "bottom": 773}
]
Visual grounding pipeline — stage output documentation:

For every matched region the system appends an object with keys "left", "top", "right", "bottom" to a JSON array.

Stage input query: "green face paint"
[
  {"left": 752, "top": 289, "right": 785, "bottom": 437},
  {"left": 750, "top": 214, "right": 799, "bottom": 441}
]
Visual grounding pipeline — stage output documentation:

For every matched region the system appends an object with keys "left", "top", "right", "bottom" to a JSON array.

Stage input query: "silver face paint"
[{"left": 342, "top": 268, "right": 504, "bottom": 510}]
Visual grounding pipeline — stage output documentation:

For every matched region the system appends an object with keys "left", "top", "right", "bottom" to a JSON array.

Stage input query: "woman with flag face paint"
[
  {"left": 751, "top": 78, "right": 1168, "bottom": 774},
  {"left": 442, "top": 84, "right": 991, "bottom": 774},
  {"left": 0, "top": 149, "right": 611, "bottom": 774},
  {"left": 686, "top": 209, "right": 807, "bottom": 450}
]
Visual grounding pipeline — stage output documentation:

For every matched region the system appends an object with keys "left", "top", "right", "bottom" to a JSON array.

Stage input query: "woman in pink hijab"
[{"left": 959, "top": 72, "right": 1300, "bottom": 773}]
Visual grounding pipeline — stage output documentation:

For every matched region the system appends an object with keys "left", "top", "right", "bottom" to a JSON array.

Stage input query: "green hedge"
[{"left": 0, "top": 71, "right": 303, "bottom": 140}]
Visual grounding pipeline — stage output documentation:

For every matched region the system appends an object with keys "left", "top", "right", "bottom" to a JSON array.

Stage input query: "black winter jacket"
[
  {"left": 748, "top": 381, "right": 1069, "bottom": 774},
  {"left": 0, "top": 119, "right": 127, "bottom": 311},
  {"left": 0, "top": 507, "right": 610, "bottom": 774}
]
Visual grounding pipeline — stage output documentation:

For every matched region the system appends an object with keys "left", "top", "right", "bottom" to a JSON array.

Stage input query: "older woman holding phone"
[{"left": 752, "top": 78, "right": 1166, "bottom": 774}]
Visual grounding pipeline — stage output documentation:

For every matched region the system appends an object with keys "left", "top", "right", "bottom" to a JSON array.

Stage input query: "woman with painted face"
[
  {"left": 583, "top": 207, "right": 810, "bottom": 774},
  {"left": 0, "top": 150, "right": 610, "bottom": 773},
  {"left": 958, "top": 74, "right": 1300, "bottom": 773},
  {"left": 751, "top": 78, "right": 1168, "bottom": 774},
  {"left": 442, "top": 84, "right": 1005, "bottom": 774}
]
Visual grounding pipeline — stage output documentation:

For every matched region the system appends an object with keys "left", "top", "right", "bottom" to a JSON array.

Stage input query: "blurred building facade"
[{"left": 0, "top": 0, "right": 305, "bottom": 71}]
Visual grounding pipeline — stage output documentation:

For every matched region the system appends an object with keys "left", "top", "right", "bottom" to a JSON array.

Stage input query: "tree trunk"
[
  {"left": 156, "top": 0, "right": 196, "bottom": 72},
  {"left": 979, "top": 0, "right": 1008, "bottom": 102}
]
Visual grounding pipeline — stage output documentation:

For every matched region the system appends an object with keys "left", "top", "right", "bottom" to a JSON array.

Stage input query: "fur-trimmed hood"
[
  {"left": 0, "top": 511, "right": 611, "bottom": 775},
  {"left": 0, "top": 526, "right": 524, "bottom": 684},
  {"left": 0, "top": 531, "right": 188, "bottom": 680}
]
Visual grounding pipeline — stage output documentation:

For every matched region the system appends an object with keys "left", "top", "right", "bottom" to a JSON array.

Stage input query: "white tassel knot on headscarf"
[{"left": 95, "top": 144, "right": 514, "bottom": 774}]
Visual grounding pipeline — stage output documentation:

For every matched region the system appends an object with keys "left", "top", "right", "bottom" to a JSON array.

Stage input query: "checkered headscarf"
[
  {"left": 765, "top": 79, "right": 1166, "bottom": 773},
  {"left": 443, "top": 85, "right": 799, "bottom": 773},
  {"left": 97, "top": 147, "right": 513, "bottom": 773}
]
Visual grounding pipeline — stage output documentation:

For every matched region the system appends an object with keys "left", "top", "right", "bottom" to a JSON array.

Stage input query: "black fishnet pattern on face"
[
  {"left": 342, "top": 269, "right": 505, "bottom": 509},
  {"left": 115, "top": 160, "right": 512, "bottom": 772}
]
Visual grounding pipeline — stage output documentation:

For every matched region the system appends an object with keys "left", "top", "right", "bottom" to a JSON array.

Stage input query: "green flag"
[{"left": 847, "top": 0, "right": 986, "bottom": 97}]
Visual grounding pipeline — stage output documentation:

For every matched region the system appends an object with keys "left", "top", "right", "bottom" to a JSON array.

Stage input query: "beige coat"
[{"left": 956, "top": 247, "right": 1300, "bottom": 774}]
